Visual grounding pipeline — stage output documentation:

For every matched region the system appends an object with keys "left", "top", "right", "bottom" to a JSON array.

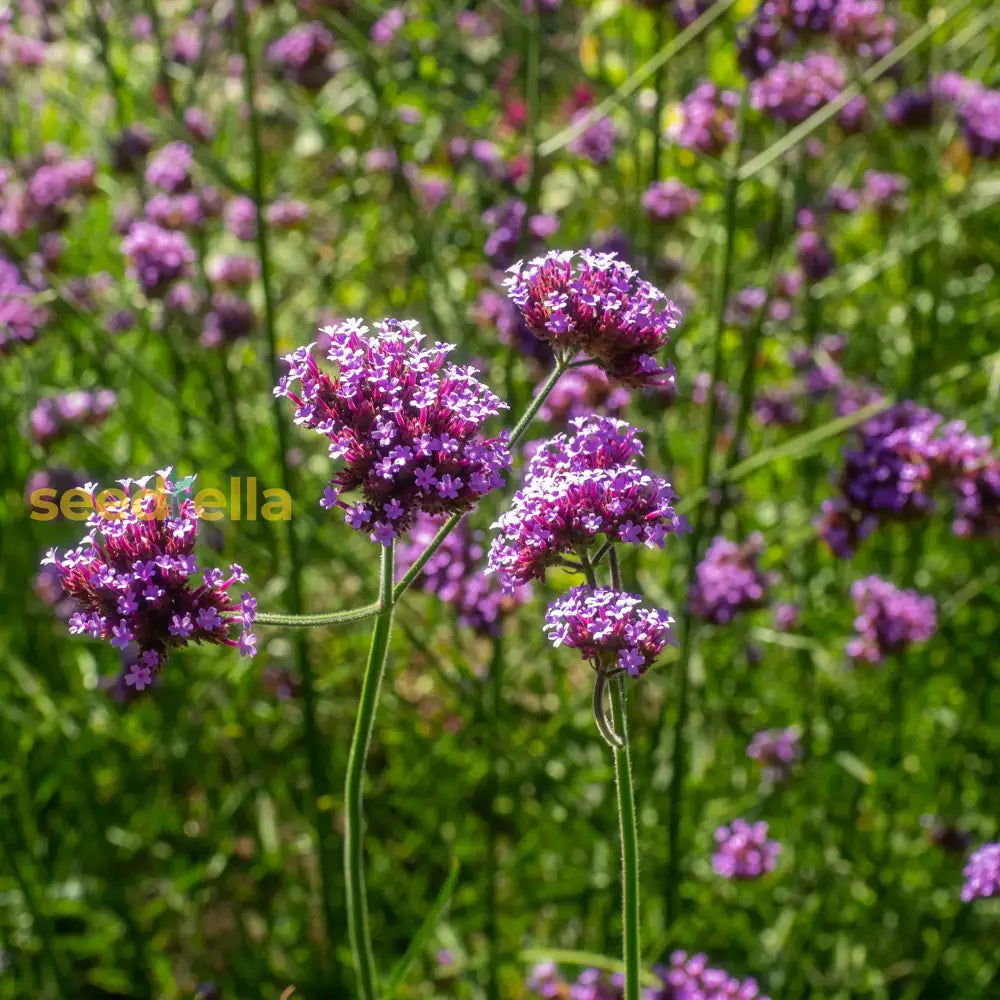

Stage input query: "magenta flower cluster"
[
  {"left": 568, "top": 110, "right": 618, "bottom": 165},
  {"left": 539, "top": 365, "right": 631, "bottom": 423},
  {"left": 40, "top": 473, "right": 256, "bottom": 692},
  {"left": 394, "top": 513, "right": 526, "bottom": 636},
  {"left": 488, "top": 416, "right": 688, "bottom": 591},
  {"left": 846, "top": 576, "right": 936, "bottom": 664},
  {"left": 0, "top": 255, "right": 48, "bottom": 351},
  {"left": 121, "top": 220, "right": 195, "bottom": 296},
  {"left": 544, "top": 585, "right": 676, "bottom": 677},
  {"left": 267, "top": 22, "right": 335, "bottom": 90},
  {"left": 503, "top": 250, "right": 682, "bottom": 387},
  {"left": 276, "top": 318, "right": 511, "bottom": 546},
  {"left": 667, "top": 82, "right": 741, "bottom": 156},
  {"left": 689, "top": 533, "right": 771, "bottom": 625},
  {"left": 712, "top": 818, "right": 781, "bottom": 879},
  {"left": 528, "top": 962, "right": 623, "bottom": 1000},
  {"left": 145, "top": 141, "right": 194, "bottom": 194},
  {"left": 641, "top": 179, "right": 702, "bottom": 223},
  {"left": 961, "top": 842, "right": 1000, "bottom": 902},
  {"left": 656, "top": 951, "right": 770, "bottom": 1000},
  {"left": 817, "top": 402, "right": 1000, "bottom": 557},
  {"left": 747, "top": 727, "right": 803, "bottom": 780},
  {"left": 750, "top": 53, "right": 850, "bottom": 125},
  {"left": 30, "top": 389, "right": 116, "bottom": 445}
]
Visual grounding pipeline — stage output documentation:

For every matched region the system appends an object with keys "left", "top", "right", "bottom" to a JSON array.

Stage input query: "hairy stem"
[
  {"left": 256, "top": 604, "right": 382, "bottom": 628},
  {"left": 610, "top": 677, "right": 641, "bottom": 1000},
  {"left": 344, "top": 543, "right": 396, "bottom": 1000}
]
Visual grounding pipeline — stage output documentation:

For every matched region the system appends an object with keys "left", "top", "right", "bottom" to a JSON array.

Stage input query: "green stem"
[
  {"left": 256, "top": 604, "right": 382, "bottom": 627},
  {"left": 392, "top": 357, "right": 569, "bottom": 603},
  {"left": 609, "top": 677, "right": 641, "bottom": 1000},
  {"left": 485, "top": 636, "right": 505, "bottom": 1000},
  {"left": 345, "top": 543, "right": 396, "bottom": 1000}
]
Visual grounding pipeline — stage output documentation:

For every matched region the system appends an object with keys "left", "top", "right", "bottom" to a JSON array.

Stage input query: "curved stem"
[
  {"left": 593, "top": 671, "right": 623, "bottom": 749},
  {"left": 256, "top": 603, "right": 381, "bottom": 628},
  {"left": 609, "top": 676, "right": 641, "bottom": 1000},
  {"left": 344, "top": 542, "right": 396, "bottom": 1000}
]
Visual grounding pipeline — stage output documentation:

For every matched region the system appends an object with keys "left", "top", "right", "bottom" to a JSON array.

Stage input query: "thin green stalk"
[
  {"left": 485, "top": 636, "right": 505, "bottom": 1000},
  {"left": 234, "top": 3, "right": 342, "bottom": 979},
  {"left": 524, "top": 7, "right": 542, "bottom": 215},
  {"left": 609, "top": 677, "right": 641, "bottom": 1000},
  {"left": 392, "top": 357, "right": 569, "bottom": 603},
  {"left": 345, "top": 542, "right": 396, "bottom": 1000},
  {"left": 256, "top": 604, "right": 382, "bottom": 628}
]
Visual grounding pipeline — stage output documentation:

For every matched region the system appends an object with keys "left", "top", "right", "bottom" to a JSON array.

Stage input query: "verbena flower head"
[
  {"left": 961, "top": 842, "right": 1000, "bottom": 902},
  {"left": 30, "top": 389, "right": 116, "bottom": 445},
  {"left": 544, "top": 585, "right": 675, "bottom": 677},
  {"left": 528, "top": 963, "right": 623, "bottom": 999},
  {"left": 713, "top": 819, "right": 781, "bottom": 879},
  {"left": 40, "top": 471, "right": 256, "bottom": 692},
  {"left": 503, "top": 250, "right": 681, "bottom": 387},
  {"left": 121, "top": 221, "right": 194, "bottom": 296},
  {"left": 0, "top": 255, "right": 48, "bottom": 351},
  {"left": 395, "top": 513, "right": 527, "bottom": 636},
  {"left": 641, "top": 179, "right": 702, "bottom": 222},
  {"left": 276, "top": 318, "right": 511, "bottom": 545},
  {"left": 145, "top": 141, "right": 194, "bottom": 193},
  {"left": 690, "top": 533, "right": 771, "bottom": 624},
  {"left": 488, "top": 417, "right": 688, "bottom": 591},
  {"left": 958, "top": 86, "right": 1000, "bottom": 160},
  {"left": 747, "top": 726, "right": 802, "bottom": 780},
  {"left": 568, "top": 110, "right": 618, "bottom": 164},
  {"left": 655, "top": 952, "right": 770, "bottom": 1000},
  {"left": 750, "top": 53, "right": 847, "bottom": 124},
  {"left": 847, "top": 576, "right": 936, "bottom": 664},
  {"left": 267, "top": 21, "right": 335, "bottom": 90},
  {"left": 667, "top": 82, "right": 740, "bottom": 156},
  {"left": 539, "top": 365, "right": 631, "bottom": 423},
  {"left": 886, "top": 87, "right": 935, "bottom": 129},
  {"left": 831, "top": 0, "right": 896, "bottom": 60}
]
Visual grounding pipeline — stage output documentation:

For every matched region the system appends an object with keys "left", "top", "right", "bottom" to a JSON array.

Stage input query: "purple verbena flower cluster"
[
  {"left": 0, "top": 255, "right": 48, "bottom": 350},
  {"left": 961, "top": 842, "right": 1000, "bottom": 902},
  {"left": 747, "top": 727, "right": 803, "bottom": 780},
  {"left": 544, "top": 585, "right": 676, "bottom": 677},
  {"left": 483, "top": 198, "right": 559, "bottom": 267},
  {"left": 145, "top": 141, "right": 194, "bottom": 194},
  {"left": 641, "top": 179, "right": 702, "bottom": 223},
  {"left": 712, "top": 818, "right": 781, "bottom": 879},
  {"left": 656, "top": 952, "right": 770, "bottom": 1000},
  {"left": 121, "top": 220, "right": 195, "bottom": 296},
  {"left": 750, "top": 53, "right": 848, "bottom": 125},
  {"left": 830, "top": 0, "right": 895, "bottom": 59},
  {"left": 846, "top": 575, "right": 936, "bottom": 664},
  {"left": 395, "top": 513, "right": 527, "bottom": 636},
  {"left": 267, "top": 22, "right": 335, "bottom": 90},
  {"left": 539, "top": 365, "right": 632, "bottom": 423},
  {"left": 503, "top": 250, "right": 681, "bottom": 387},
  {"left": 276, "top": 318, "right": 511, "bottom": 546},
  {"left": 817, "top": 402, "right": 1000, "bottom": 556},
  {"left": 568, "top": 110, "right": 618, "bottom": 164},
  {"left": 30, "top": 389, "right": 116, "bottom": 445},
  {"left": 528, "top": 962, "right": 623, "bottom": 1000},
  {"left": 40, "top": 472, "right": 256, "bottom": 692},
  {"left": 489, "top": 417, "right": 688, "bottom": 591},
  {"left": 667, "top": 82, "right": 741, "bottom": 156},
  {"left": 690, "top": 534, "right": 771, "bottom": 625}
]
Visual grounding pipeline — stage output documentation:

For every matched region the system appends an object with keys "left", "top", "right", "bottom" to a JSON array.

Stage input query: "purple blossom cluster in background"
[
  {"left": 122, "top": 220, "right": 195, "bottom": 296},
  {"left": 641, "top": 179, "right": 702, "bottom": 223},
  {"left": 40, "top": 472, "right": 257, "bottom": 692},
  {"left": 0, "top": 255, "right": 49, "bottom": 350},
  {"left": 528, "top": 954, "right": 769, "bottom": 1000},
  {"left": 747, "top": 727, "right": 803, "bottom": 781},
  {"left": 544, "top": 585, "right": 676, "bottom": 677},
  {"left": 667, "top": 82, "right": 740, "bottom": 156},
  {"left": 750, "top": 53, "right": 851, "bottom": 125},
  {"left": 394, "top": 513, "right": 527, "bottom": 636},
  {"left": 489, "top": 416, "right": 688, "bottom": 590},
  {"left": 267, "top": 21, "right": 335, "bottom": 90},
  {"left": 961, "top": 842, "right": 1000, "bottom": 902},
  {"left": 568, "top": 110, "right": 618, "bottom": 165},
  {"left": 712, "top": 818, "right": 781, "bottom": 879},
  {"left": 539, "top": 365, "right": 631, "bottom": 423},
  {"left": 30, "top": 389, "right": 116, "bottom": 445},
  {"left": 482, "top": 198, "right": 559, "bottom": 267},
  {"left": 817, "top": 402, "right": 1000, "bottom": 557},
  {"left": 846, "top": 576, "right": 936, "bottom": 664},
  {"left": 690, "top": 533, "right": 772, "bottom": 625},
  {"left": 276, "top": 318, "right": 511, "bottom": 546},
  {"left": 504, "top": 249, "right": 682, "bottom": 387}
]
